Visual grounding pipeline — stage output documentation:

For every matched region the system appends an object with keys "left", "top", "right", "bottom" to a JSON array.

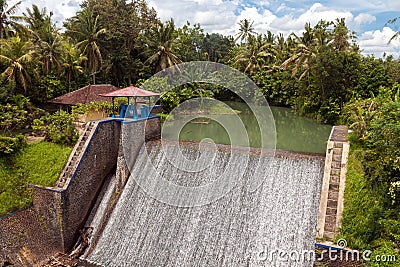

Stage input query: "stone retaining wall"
[
  {"left": 317, "top": 125, "right": 350, "bottom": 240},
  {"left": 0, "top": 117, "right": 161, "bottom": 264},
  {"left": 32, "top": 120, "right": 121, "bottom": 252}
]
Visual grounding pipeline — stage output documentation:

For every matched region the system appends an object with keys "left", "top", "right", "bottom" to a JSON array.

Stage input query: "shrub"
[
  {"left": 0, "top": 95, "right": 44, "bottom": 133},
  {"left": 72, "top": 101, "right": 113, "bottom": 116},
  {"left": 364, "top": 101, "right": 400, "bottom": 186},
  {"left": 159, "top": 90, "right": 180, "bottom": 113},
  {"left": 33, "top": 111, "right": 78, "bottom": 146},
  {"left": 0, "top": 134, "right": 26, "bottom": 157}
]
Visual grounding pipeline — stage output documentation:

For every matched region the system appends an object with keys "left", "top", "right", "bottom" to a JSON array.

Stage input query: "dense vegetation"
[
  {"left": 339, "top": 86, "right": 400, "bottom": 264},
  {"left": 1, "top": 0, "right": 399, "bottom": 124},
  {"left": 0, "top": 0, "right": 400, "bottom": 263}
]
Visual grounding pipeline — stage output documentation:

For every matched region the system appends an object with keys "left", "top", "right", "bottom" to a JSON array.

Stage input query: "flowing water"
[{"left": 85, "top": 141, "right": 324, "bottom": 266}]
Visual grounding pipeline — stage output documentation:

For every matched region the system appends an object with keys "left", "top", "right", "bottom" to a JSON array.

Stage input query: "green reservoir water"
[{"left": 162, "top": 102, "right": 332, "bottom": 154}]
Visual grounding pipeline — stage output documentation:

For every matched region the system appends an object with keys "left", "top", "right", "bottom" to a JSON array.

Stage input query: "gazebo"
[{"left": 99, "top": 85, "right": 160, "bottom": 119}]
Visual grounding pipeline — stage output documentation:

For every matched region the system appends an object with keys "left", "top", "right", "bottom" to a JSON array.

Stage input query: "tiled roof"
[
  {"left": 50, "top": 84, "right": 119, "bottom": 105},
  {"left": 99, "top": 85, "right": 160, "bottom": 97}
]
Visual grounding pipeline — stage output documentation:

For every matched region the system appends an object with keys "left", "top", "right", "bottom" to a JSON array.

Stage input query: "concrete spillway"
[{"left": 84, "top": 141, "right": 324, "bottom": 266}]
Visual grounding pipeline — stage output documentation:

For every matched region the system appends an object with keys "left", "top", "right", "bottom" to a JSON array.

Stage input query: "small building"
[
  {"left": 49, "top": 84, "right": 119, "bottom": 123},
  {"left": 99, "top": 85, "right": 162, "bottom": 119},
  {"left": 49, "top": 84, "right": 119, "bottom": 111}
]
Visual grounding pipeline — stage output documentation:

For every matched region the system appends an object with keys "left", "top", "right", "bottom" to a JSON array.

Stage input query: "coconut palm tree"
[
  {"left": 22, "top": 4, "right": 49, "bottom": 38},
  {"left": 234, "top": 34, "right": 274, "bottom": 74},
  {"left": 235, "top": 19, "right": 255, "bottom": 43},
  {"left": 61, "top": 42, "right": 87, "bottom": 91},
  {"left": 0, "top": 0, "right": 25, "bottom": 39},
  {"left": 65, "top": 9, "right": 106, "bottom": 84},
  {"left": 37, "top": 33, "right": 64, "bottom": 75},
  {"left": 22, "top": 5, "right": 65, "bottom": 75},
  {"left": 273, "top": 33, "right": 289, "bottom": 63},
  {"left": 144, "top": 19, "right": 181, "bottom": 72},
  {"left": 387, "top": 16, "right": 400, "bottom": 43},
  {"left": 280, "top": 23, "right": 316, "bottom": 80},
  {"left": 0, "top": 36, "right": 35, "bottom": 93},
  {"left": 330, "top": 18, "right": 356, "bottom": 52}
]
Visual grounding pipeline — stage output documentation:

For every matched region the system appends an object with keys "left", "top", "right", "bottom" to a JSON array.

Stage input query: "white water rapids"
[{"left": 84, "top": 141, "right": 323, "bottom": 267}]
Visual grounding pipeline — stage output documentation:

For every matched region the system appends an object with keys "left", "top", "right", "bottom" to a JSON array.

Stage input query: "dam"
[
  {"left": 84, "top": 140, "right": 324, "bottom": 266},
  {"left": 0, "top": 105, "right": 348, "bottom": 266}
]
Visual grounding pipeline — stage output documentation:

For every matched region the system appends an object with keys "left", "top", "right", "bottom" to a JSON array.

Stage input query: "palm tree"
[
  {"left": 280, "top": 23, "right": 316, "bottom": 80},
  {"left": 144, "top": 19, "right": 181, "bottom": 72},
  {"left": 273, "top": 33, "right": 289, "bottom": 63},
  {"left": 234, "top": 34, "right": 273, "bottom": 74},
  {"left": 37, "top": 33, "right": 64, "bottom": 75},
  {"left": 0, "top": 0, "right": 25, "bottom": 39},
  {"left": 330, "top": 18, "right": 356, "bottom": 52},
  {"left": 61, "top": 42, "right": 87, "bottom": 91},
  {"left": 23, "top": 5, "right": 64, "bottom": 75},
  {"left": 22, "top": 4, "right": 49, "bottom": 38},
  {"left": 387, "top": 17, "right": 400, "bottom": 43},
  {"left": 0, "top": 36, "right": 35, "bottom": 92},
  {"left": 65, "top": 9, "right": 106, "bottom": 84},
  {"left": 235, "top": 19, "right": 255, "bottom": 43}
]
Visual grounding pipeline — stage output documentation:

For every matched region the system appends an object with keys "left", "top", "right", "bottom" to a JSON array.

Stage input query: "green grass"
[
  {"left": 339, "top": 144, "right": 400, "bottom": 266},
  {"left": 338, "top": 147, "right": 385, "bottom": 249},
  {"left": 0, "top": 141, "right": 72, "bottom": 216}
]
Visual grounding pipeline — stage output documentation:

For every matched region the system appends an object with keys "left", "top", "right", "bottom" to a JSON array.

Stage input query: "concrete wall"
[
  {"left": 115, "top": 117, "right": 161, "bottom": 191},
  {"left": 32, "top": 119, "right": 121, "bottom": 252},
  {"left": 60, "top": 120, "right": 121, "bottom": 250},
  {"left": 317, "top": 125, "right": 349, "bottom": 240},
  {"left": 0, "top": 116, "right": 165, "bottom": 263},
  {"left": 32, "top": 117, "right": 160, "bottom": 253}
]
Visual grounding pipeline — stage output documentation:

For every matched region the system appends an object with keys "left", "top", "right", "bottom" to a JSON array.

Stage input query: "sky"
[{"left": 9, "top": 0, "right": 400, "bottom": 58}]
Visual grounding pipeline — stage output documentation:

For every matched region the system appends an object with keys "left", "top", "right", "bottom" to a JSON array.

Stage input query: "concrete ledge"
[{"left": 317, "top": 125, "right": 349, "bottom": 240}]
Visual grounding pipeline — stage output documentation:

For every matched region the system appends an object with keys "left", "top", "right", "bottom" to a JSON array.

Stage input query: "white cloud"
[
  {"left": 276, "top": 4, "right": 286, "bottom": 13},
  {"left": 194, "top": 10, "right": 230, "bottom": 26},
  {"left": 192, "top": 0, "right": 223, "bottom": 5},
  {"left": 298, "top": 3, "right": 353, "bottom": 26},
  {"left": 236, "top": 7, "right": 276, "bottom": 34},
  {"left": 359, "top": 27, "right": 400, "bottom": 58},
  {"left": 275, "top": 3, "right": 297, "bottom": 13},
  {"left": 354, "top": 13, "right": 376, "bottom": 26},
  {"left": 10, "top": 0, "right": 83, "bottom": 26},
  {"left": 257, "top": 0, "right": 271, "bottom": 6},
  {"left": 148, "top": 1, "right": 174, "bottom": 21},
  {"left": 268, "top": 3, "right": 353, "bottom": 36},
  {"left": 151, "top": 0, "right": 238, "bottom": 35}
]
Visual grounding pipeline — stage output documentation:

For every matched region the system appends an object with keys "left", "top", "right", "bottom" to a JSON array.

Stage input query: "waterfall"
[{"left": 84, "top": 141, "right": 324, "bottom": 266}]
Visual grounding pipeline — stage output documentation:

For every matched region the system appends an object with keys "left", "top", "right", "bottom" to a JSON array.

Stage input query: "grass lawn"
[{"left": 0, "top": 141, "right": 72, "bottom": 216}]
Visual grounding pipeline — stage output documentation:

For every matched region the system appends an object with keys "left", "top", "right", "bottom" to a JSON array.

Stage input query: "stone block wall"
[
  {"left": 31, "top": 119, "right": 121, "bottom": 252},
  {"left": 59, "top": 120, "right": 121, "bottom": 250},
  {"left": 317, "top": 125, "right": 349, "bottom": 240},
  {"left": 0, "top": 115, "right": 160, "bottom": 262}
]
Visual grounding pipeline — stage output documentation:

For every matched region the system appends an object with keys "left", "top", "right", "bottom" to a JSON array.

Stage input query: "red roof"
[
  {"left": 99, "top": 85, "right": 160, "bottom": 98},
  {"left": 50, "top": 84, "right": 119, "bottom": 105}
]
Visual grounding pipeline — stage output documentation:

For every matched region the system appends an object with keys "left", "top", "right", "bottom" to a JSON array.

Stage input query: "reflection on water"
[{"left": 162, "top": 101, "right": 332, "bottom": 154}]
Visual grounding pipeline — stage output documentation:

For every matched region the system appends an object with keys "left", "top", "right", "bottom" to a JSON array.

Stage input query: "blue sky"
[{"left": 11, "top": 0, "right": 400, "bottom": 58}]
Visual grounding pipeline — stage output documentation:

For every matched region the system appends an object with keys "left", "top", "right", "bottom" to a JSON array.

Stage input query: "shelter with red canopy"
[{"left": 99, "top": 85, "right": 161, "bottom": 119}]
